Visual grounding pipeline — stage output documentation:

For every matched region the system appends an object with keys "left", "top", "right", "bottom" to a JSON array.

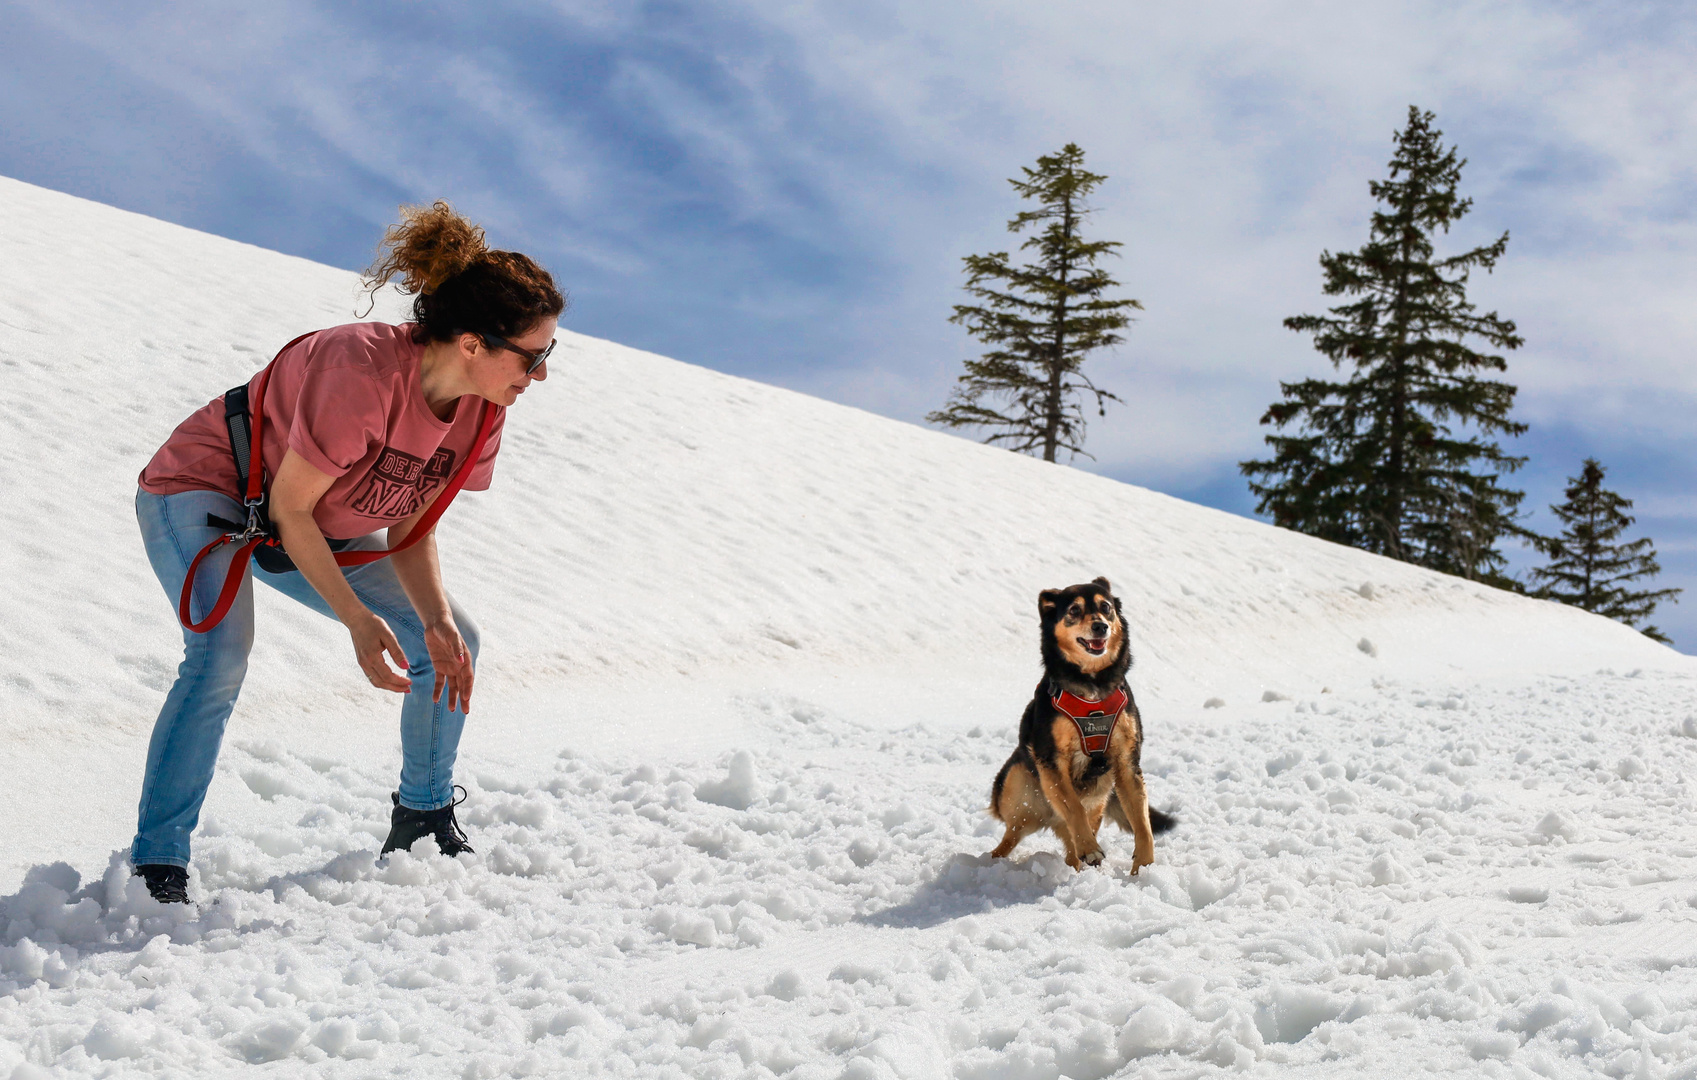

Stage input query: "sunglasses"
[{"left": 472, "top": 331, "right": 555, "bottom": 375}]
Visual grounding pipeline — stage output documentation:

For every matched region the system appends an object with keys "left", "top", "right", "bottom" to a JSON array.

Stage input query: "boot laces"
[
  {"left": 139, "top": 865, "right": 190, "bottom": 904},
  {"left": 436, "top": 785, "right": 472, "bottom": 852}
]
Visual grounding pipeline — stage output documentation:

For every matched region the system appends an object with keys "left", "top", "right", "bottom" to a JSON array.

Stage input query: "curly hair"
[{"left": 364, "top": 201, "right": 566, "bottom": 343}]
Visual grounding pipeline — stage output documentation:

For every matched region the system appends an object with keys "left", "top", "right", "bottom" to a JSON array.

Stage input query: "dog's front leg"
[
  {"left": 1111, "top": 759, "right": 1155, "bottom": 873},
  {"left": 1034, "top": 762, "right": 1103, "bottom": 869}
]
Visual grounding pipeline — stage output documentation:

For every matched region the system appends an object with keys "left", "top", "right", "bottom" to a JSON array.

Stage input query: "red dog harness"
[
  {"left": 177, "top": 330, "right": 495, "bottom": 634},
  {"left": 1050, "top": 683, "right": 1129, "bottom": 756}
]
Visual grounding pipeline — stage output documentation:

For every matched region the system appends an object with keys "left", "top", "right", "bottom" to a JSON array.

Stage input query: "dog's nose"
[{"left": 1091, "top": 621, "right": 1108, "bottom": 637}]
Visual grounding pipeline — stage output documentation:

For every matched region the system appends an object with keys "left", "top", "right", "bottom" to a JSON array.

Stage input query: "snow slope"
[{"left": 2, "top": 175, "right": 1695, "bottom": 1078}]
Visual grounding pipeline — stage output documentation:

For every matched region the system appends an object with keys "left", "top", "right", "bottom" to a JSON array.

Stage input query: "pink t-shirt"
[{"left": 139, "top": 322, "right": 506, "bottom": 539}]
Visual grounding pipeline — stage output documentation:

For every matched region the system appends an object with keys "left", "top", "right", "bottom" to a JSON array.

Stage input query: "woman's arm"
[
  {"left": 269, "top": 449, "right": 413, "bottom": 695},
  {"left": 387, "top": 496, "right": 476, "bottom": 713}
]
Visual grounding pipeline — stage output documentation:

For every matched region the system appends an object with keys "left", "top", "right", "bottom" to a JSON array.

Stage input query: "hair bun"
[
  {"left": 365, "top": 200, "right": 489, "bottom": 298},
  {"left": 361, "top": 201, "right": 565, "bottom": 340}
]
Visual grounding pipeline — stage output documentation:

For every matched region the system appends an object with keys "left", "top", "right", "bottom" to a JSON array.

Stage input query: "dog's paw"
[{"left": 1081, "top": 848, "right": 1105, "bottom": 868}]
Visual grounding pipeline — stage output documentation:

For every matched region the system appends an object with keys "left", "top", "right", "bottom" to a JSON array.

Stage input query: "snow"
[{"left": 3, "top": 173, "right": 1697, "bottom": 1077}]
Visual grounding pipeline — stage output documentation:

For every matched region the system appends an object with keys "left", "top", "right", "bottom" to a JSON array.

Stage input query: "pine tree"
[
  {"left": 1529, "top": 458, "right": 1681, "bottom": 643},
  {"left": 929, "top": 144, "right": 1141, "bottom": 462},
  {"left": 1240, "top": 107, "right": 1528, "bottom": 584}
]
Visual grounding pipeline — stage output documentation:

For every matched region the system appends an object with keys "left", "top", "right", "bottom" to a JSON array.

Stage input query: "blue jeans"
[{"left": 131, "top": 487, "right": 479, "bottom": 868}]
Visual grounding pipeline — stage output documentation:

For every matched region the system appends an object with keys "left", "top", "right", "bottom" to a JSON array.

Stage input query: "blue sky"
[{"left": 5, "top": 0, "right": 1695, "bottom": 648}]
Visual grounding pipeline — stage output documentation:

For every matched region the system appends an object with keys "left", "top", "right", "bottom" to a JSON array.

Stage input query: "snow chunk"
[
  {"left": 1203, "top": 697, "right": 1225, "bottom": 709},
  {"left": 1357, "top": 637, "right": 1377, "bottom": 657},
  {"left": 1265, "top": 750, "right": 1303, "bottom": 777},
  {"left": 829, "top": 961, "right": 884, "bottom": 984},
  {"left": 847, "top": 837, "right": 883, "bottom": 867},
  {"left": 695, "top": 750, "right": 759, "bottom": 810},
  {"left": 1356, "top": 582, "right": 1376, "bottom": 599},
  {"left": 1254, "top": 985, "right": 1345, "bottom": 1044},
  {"left": 1053, "top": 1019, "right": 1123, "bottom": 1080},
  {"left": 1261, "top": 690, "right": 1290, "bottom": 703},
  {"left": 1535, "top": 811, "right": 1579, "bottom": 843},
  {"left": 1183, "top": 866, "right": 1237, "bottom": 908},
  {"left": 1621, "top": 989, "right": 1665, "bottom": 1019},
  {"left": 21, "top": 862, "right": 80, "bottom": 893},
  {"left": 649, "top": 907, "right": 718, "bottom": 947},
  {"left": 82, "top": 1012, "right": 152, "bottom": 1060},
  {"left": 1, "top": 938, "right": 71, "bottom": 986},
  {"left": 311, "top": 1018, "right": 359, "bottom": 1057},
  {"left": 1500, "top": 994, "right": 1576, "bottom": 1039},
  {"left": 541, "top": 1007, "right": 595, "bottom": 1036},
  {"left": 228, "top": 1014, "right": 308, "bottom": 1063},
  {"left": 1118, "top": 1000, "right": 1194, "bottom": 1058},
  {"left": 1368, "top": 853, "right": 1411, "bottom": 885},
  {"left": 1467, "top": 1032, "right": 1518, "bottom": 1060},
  {"left": 765, "top": 970, "right": 806, "bottom": 1001},
  {"left": 240, "top": 767, "right": 306, "bottom": 802}
]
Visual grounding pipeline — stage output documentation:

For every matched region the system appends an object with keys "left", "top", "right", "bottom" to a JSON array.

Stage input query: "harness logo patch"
[{"left": 350, "top": 446, "right": 456, "bottom": 519}]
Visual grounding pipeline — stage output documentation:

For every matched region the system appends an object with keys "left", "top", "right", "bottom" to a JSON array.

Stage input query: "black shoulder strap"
[
  {"left": 223, "top": 384, "right": 253, "bottom": 492},
  {"left": 208, "top": 382, "right": 274, "bottom": 539}
]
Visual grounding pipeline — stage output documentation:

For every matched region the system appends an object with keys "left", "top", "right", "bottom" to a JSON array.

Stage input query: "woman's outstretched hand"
[
  {"left": 423, "top": 618, "right": 475, "bottom": 714},
  {"left": 349, "top": 613, "right": 412, "bottom": 694}
]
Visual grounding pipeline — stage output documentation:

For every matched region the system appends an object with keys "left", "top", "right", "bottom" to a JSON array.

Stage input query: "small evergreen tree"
[
  {"left": 1529, "top": 458, "right": 1681, "bottom": 643},
  {"left": 1241, "top": 107, "right": 1528, "bottom": 584},
  {"left": 929, "top": 143, "right": 1141, "bottom": 462}
]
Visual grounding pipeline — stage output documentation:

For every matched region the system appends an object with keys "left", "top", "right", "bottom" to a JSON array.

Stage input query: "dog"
[{"left": 989, "top": 577, "right": 1175, "bottom": 872}]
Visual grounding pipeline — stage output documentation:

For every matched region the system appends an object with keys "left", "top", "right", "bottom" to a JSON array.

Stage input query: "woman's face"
[{"left": 472, "top": 317, "right": 558, "bottom": 406}]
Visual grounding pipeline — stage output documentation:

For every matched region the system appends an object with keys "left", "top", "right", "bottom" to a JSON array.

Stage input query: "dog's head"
[{"left": 1039, "top": 577, "right": 1129, "bottom": 678}]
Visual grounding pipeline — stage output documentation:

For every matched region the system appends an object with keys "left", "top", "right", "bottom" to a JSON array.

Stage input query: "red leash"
[{"left": 177, "top": 333, "right": 495, "bottom": 633}]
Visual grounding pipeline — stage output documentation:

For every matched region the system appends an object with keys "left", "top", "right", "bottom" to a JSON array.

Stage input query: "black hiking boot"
[
  {"left": 137, "top": 864, "right": 190, "bottom": 904},
  {"left": 380, "top": 786, "right": 474, "bottom": 857}
]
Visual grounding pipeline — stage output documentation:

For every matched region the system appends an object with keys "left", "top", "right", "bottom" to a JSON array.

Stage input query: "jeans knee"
[{"left": 181, "top": 626, "right": 253, "bottom": 694}]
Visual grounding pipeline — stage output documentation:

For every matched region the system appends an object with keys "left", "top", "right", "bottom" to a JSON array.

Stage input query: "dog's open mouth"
[{"left": 1078, "top": 637, "right": 1108, "bottom": 656}]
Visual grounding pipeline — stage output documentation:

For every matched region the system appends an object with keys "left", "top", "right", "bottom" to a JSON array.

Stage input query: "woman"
[{"left": 131, "top": 202, "right": 564, "bottom": 903}]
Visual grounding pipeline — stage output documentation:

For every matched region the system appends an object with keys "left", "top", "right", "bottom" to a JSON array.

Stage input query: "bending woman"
[{"left": 131, "top": 203, "right": 563, "bottom": 903}]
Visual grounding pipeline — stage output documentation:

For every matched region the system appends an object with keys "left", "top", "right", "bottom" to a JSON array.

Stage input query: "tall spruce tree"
[
  {"left": 1241, "top": 107, "right": 1528, "bottom": 584},
  {"left": 1529, "top": 458, "right": 1681, "bottom": 643},
  {"left": 929, "top": 143, "right": 1141, "bottom": 462}
]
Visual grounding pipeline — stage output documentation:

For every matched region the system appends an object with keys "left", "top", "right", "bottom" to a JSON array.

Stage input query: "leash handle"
[{"left": 178, "top": 535, "right": 264, "bottom": 633}]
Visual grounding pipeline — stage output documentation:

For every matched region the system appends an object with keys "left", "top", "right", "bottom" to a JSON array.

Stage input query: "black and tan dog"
[{"left": 989, "top": 577, "right": 1175, "bottom": 872}]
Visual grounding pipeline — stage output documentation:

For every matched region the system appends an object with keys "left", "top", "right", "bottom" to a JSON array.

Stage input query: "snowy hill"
[{"left": 3, "top": 175, "right": 1695, "bottom": 1078}]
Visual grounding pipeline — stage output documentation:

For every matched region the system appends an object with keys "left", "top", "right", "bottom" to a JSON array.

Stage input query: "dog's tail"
[
  {"left": 1106, "top": 794, "right": 1178, "bottom": 834},
  {"left": 988, "top": 757, "right": 1012, "bottom": 822}
]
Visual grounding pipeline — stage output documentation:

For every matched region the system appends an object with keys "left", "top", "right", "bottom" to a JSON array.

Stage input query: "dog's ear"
[
  {"left": 1039, "top": 589, "right": 1063, "bottom": 617},
  {"left": 1092, "top": 576, "right": 1112, "bottom": 594}
]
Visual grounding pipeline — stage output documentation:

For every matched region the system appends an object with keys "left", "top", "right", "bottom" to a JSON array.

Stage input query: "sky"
[{"left": 3, "top": 0, "right": 1695, "bottom": 648}]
